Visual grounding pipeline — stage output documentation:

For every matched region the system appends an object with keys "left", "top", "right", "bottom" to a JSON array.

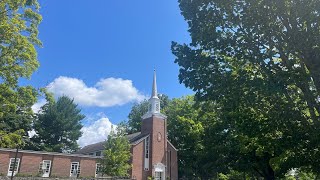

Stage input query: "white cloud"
[
  {"left": 28, "top": 129, "right": 37, "bottom": 138},
  {"left": 77, "top": 116, "right": 116, "bottom": 147},
  {"left": 46, "top": 76, "right": 146, "bottom": 107},
  {"left": 31, "top": 98, "right": 47, "bottom": 113}
]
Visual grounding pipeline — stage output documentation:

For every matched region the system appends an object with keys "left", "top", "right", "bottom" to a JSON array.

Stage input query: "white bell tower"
[{"left": 142, "top": 70, "right": 165, "bottom": 119}]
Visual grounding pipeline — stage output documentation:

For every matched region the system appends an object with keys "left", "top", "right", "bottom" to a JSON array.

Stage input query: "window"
[
  {"left": 145, "top": 136, "right": 149, "bottom": 158},
  {"left": 95, "top": 163, "right": 102, "bottom": 177},
  {"left": 144, "top": 136, "right": 150, "bottom": 171},
  {"left": 156, "top": 103, "right": 160, "bottom": 112},
  {"left": 70, "top": 162, "right": 80, "bottom": 177},
  {"left": 95, "top": 151, "right": 101, "bottom": 156},
  {"left": 39, "top": 160, "right": 51, "bottom": 177},
  {"left": 7, "top": 158, "right": 20, "bottom": 176},
  {"left": 89, "top": 153, "right": 94, "bottom": 156}
]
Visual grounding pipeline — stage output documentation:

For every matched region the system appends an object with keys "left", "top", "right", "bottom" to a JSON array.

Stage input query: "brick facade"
[
  {"left": 19, "top": 154, "right": 42, "bottom": 175},
  {"left": 133, "top": 114, "right": 178, "bottom": 180},
  {"left": 131, "top": 143, "right": 144, "bottom": 180},
  {"left": 0, "top": 149, "right": 98, "bottom": 178}
]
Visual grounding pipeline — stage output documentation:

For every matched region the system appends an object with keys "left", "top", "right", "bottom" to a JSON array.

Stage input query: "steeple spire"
[
  {"left": 152, "top": 69, "right": 158, "bottom": 99},
  {"left": 141, "top": 70, "right": 166, "bottom": 119}
]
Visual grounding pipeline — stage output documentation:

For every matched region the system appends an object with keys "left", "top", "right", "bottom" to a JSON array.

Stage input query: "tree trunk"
[{"left": 264, "top": 164, "right": 275, "bottom": 180}]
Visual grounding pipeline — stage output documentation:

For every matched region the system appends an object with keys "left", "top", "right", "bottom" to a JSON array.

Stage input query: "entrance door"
[
  {"left": 70, "top": 162, "right": 80, "bottom": 177},
  {"left": 154, "top": 163, "right": 165, "bottom": 180},
  {"left": 155, "top": 171, "right": 163, "bottom": 180},
  {"left": 41, "top": 160, "right": 51, "bottom": 177}
]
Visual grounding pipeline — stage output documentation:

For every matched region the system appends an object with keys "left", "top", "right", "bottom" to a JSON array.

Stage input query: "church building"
[
  {"left": 0, "top": 71, "right": 178, "bottom": 180},
  {"left": 78, "top": 71, "right": 178, "bottom": 180}
]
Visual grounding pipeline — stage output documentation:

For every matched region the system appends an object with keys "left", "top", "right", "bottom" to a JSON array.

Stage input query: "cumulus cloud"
[
  {"left": 31, "top": 98, "right": 47, "bottom": 113},
  {"left": 77, "top": 116, "right": 116, "bottom": 147},
  {"left": 46, "top": 76, "right": 146, "bottom": 107}
]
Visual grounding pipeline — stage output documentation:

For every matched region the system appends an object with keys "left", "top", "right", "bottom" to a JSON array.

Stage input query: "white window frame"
[
  {"left": 7, "top": 158, "right": 20, "bottom": 176},
  {"left": 70, "top": 162, "right": 80, "bottom": 177},
  {"left": 95, "top": 163, "right": 101, "bottom": 177},
  {"left": 39, "top": 160, "right": 51, "bottom": 177},
  {"left": 144, "top": 136, "right": 150, "bottom": 171}
]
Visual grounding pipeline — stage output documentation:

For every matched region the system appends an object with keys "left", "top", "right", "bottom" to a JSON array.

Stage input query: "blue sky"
[{"left": 23, "top": 0, "right": 192, "bottom": 146}]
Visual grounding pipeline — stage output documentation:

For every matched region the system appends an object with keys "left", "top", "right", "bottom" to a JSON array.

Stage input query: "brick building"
[
  {"left": 0, "top": 148, "right": 99, "bottom": 177},
  {"left": 0, "top": 71, "right": 178, "bottom": 179},
  {"left": 78, "top": 71, "right": 178, "bottom": 180}
]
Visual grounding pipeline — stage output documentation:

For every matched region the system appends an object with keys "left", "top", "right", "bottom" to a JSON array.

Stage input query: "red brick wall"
[
  {"left": 80, "top": 158, "right": 97, "bottom": 177},
  {"left": 131, "top": 142, "right": 149, "bottom": 180},
  {"left": 0, "top": 152, "right": 10, "bottom": 174},
  {"left": 167, "top": 143, "right": 178, "bottom": 180},
  {"left": 141, "top": 115, "right": 168, "bottom": 179},
  {"left": 20, "top": 154, "right": 42, "bottom": 175},
  {"left": 0, "top": 150, "right": 99, "bottom": 178},
  {"left": 150, "top": 116, "right": 166, "bottom": 175},
  {"left": 51, "top": 156, "right": 71, "bottom": 177}
]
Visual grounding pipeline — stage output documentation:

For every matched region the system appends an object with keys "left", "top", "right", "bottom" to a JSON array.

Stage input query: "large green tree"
[
  {"left": 172, "top": 0, "right": 320, "bottom": 179},
  {"left": 100, "top": 126, "right": 131, "bottom": 177},
  {"left": 0, "top": 0, "right": 42, "bottom": 148},
  {"left": 31, "top": 96, "right": 84, "bottom": 153},
  {"left": 166, "top": 96, "right": 209, "bottom": 179}
]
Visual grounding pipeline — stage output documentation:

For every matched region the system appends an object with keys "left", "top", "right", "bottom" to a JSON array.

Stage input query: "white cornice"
[{"left": 141, "top": 112, "right": 167, "bottom": 120}]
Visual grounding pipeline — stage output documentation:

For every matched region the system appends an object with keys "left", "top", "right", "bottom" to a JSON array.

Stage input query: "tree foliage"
[
  {"left": 172, "top": 0, "right": 320, "bottom": 179},
  {"left": 166, "top": 96, "right": 210, "bottom": 179},
  {"left": 0, "top": 129, "right": 24, "bottom": 148},
  {"left": 31, "top": 96, "right": 84, "bottom": 153},
  {"left": 0, "top": 0, "right": 42, "bottom": 148},
  {"left": 0, "top": 0, "right": 42, "bottom": 87},
  {"left": 100, "top": 126, "right": 131, "bottom": 177}
]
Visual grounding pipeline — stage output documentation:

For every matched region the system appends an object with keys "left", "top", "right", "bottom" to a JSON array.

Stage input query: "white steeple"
[
  {"left": 142, "top": 70, "right": 166, "bottom": 119},
  {"left": 149, "top": 70, "right": 160, "bottom": 114},
  {"left": 151, "top": 70, "right": 158, "bottom": 99}
]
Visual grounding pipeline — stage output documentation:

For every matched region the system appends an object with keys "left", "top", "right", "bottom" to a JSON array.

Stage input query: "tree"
[
  {"left": 127, "top": 94, "right": 170, "bottom": 133},
  {"left": 0, "top": 0, "right": 42, "bottom": 87},
  {"left": 172, "top": 0, "right": 320, "bottom": 179},
  {"left": 0, "top": 129, "right": 25, "bottom": 148},
  {"left": 166, "top": 96, "right": 210, "bottom": 179},
  {"left": 100, "top": 126, "right": 131, "bottom": 177},
  {"left": 0, "top": 0, "right": 42, "bottom": 147},
  {"left": 31, "top": 96, "right": 84, "bottom": 153}
]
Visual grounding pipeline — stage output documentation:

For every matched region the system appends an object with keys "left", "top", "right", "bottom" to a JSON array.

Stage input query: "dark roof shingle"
[{"left": 77, "top": 132, "right": 143, "bottom": 154}]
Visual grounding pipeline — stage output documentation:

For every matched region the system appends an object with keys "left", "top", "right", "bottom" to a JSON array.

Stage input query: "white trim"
[
  {"left": 70, "top": 162, "right": 80, "bottom": 177},
  {"left": 131, "top": 134, "right": 149, "bottom": 145},
  {"left": 154, "top": 163, "right": 166, "bottom": 180},
  {"left": 167, "top": 140, "right": 178, "bottom": 151},
  {"left": 142, "top": 113, "right": 167, "bottom": 120},
  {"left": 7, "top": 158, "right": 20, "bottom": 176},
  {"left": 144, "top": 136, "right": 150, "bottom": 171},
  {"left": 95, "top": 163, "right": 101, "bottom": 177},
  {"left": 41, "top": 160, "right": 51, "bottom": 177}
]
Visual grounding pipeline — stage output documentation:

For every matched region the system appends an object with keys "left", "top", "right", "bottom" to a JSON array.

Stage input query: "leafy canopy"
[
  {"left": 100, "top": 126, "right": 131, "bottom": 177},
  {"left": 0, "top": 0, "right": 41, "bottom": 148},
  {"left": 31, "top": 96, "right": 84, "bottom": 153},
  {"left": 0, "top": 0, "right": 42, "bottom": 87},
  {"left": 172, "top": 0, "right": 320, "bottom": 179}
]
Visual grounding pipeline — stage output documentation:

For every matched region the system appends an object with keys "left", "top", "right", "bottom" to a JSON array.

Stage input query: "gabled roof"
[{"left": 76, "top": 132, "right": 142, "bottom": 154}]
